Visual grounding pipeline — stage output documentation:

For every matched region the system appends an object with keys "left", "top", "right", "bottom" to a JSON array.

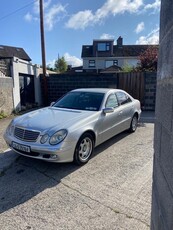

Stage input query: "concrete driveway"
[{"left": 0, "top": 115, "right": 154, "bottom": 230}]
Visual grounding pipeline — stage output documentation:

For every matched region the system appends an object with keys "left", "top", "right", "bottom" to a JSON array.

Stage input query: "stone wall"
[
  {"left": 0, "top": 77, "right": 13, "bottom": 115},
  {"left": 151, "top": 0, "right": 173, "bottom": 229},
  {"left": 45, "top": 73, "right": 118, "bottom": 104},
  {"left": 144, "top": 72, "right": 157, "bottom": 111}
]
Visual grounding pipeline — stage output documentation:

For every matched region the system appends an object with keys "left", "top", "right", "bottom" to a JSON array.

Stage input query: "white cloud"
[
  {"left": 136, "top": 27, "right": 159, "bottom": 44},
  {"left": 64, "top": 53, "right": 82, "bottom": 67},
  {"left": 65, "top": 10, "right": 95, "bottom": 30},
  {"left": 47, "top": 59, "right": 56, "bottom": 68},
  {"left": 25, "top": 0, "right": 67, "bottom": 31},
  {"left": 33, "top": 0, "right": 39, "bottom": 14},
  {"left": 135, "top": 22, "right": 145, "bottom": 34},
  {"left": 100, "top": 33, "right": 114, "bottom": 39},
  {"left": 24, "top": 12, "right": 33, "bottom": 22},
  {"left": 96, "top": 0, "right": 143, "bottom": 17},
  {"left": 45, "top": 4, "right": 66, "bottom": 31},
  {"left": 33, "top": 0, "right": 51, "bottom": 14},
  {"left": 144, "top": 0, "right": 161, "bottom": 12},
  {"left": 47, "top": 53, "right": 82, "bottom": 68},
  {"left": 66, "top": 0, "right": 144, "bottom": 30}
]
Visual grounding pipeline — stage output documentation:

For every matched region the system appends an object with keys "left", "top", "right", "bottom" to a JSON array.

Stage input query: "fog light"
[
  {"left": 40, "top": 134, "right": 49, "bottom": 144},
  {"left": 51, "top": 154, "right": 58, "bottom": 159}
]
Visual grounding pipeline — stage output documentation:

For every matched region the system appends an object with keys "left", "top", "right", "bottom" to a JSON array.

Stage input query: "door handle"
[{"left": 119, "top": 111, "right": 123, "bottom": 115}]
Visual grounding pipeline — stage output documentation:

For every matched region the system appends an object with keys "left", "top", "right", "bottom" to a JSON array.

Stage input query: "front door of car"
[{"left": 98, "top": 93, "right": 124, "bottom": 143}]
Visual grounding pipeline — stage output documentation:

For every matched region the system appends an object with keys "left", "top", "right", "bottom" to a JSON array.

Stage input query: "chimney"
[{"left": 117, "top": 36, "right": 123, "bottom": 47}]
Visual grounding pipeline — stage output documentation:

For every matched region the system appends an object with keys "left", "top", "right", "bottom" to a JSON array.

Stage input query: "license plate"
[{"left": 12, "top": 142, "right": 30, "bottom": 153}]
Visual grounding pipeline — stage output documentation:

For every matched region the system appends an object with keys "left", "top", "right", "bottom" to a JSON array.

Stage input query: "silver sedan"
[{"left": 4, "top": 88, "right": 141, "bottom": 165}]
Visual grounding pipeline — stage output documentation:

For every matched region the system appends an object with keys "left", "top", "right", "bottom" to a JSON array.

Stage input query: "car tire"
[
  {"left": 129, "top": 114, "right": 138, "bottom": 133},
  {"left": 74, "top": 133, "right": 94, "bottom": 165}
]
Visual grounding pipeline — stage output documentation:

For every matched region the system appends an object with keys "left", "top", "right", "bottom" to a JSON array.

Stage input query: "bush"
[{"left": 0, "top": 110, "right": 7, "bottom": 119}]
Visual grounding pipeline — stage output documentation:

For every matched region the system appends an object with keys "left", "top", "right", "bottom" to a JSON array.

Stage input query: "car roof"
[{"left": 71, "top": 88, "right": 121, "bottom": 94}]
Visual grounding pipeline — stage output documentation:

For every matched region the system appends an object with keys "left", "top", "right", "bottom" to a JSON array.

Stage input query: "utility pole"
[{"left": 39, "top": 0, "right": 48, "bottom": 105}]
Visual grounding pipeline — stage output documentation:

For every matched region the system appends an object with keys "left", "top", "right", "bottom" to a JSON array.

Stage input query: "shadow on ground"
[{"left": 0, "top": 128, "right": 135, "bottom": 214}]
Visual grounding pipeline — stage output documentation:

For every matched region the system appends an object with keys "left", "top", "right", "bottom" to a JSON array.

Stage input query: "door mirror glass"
[{"left": 103, "top": 107, "right": 114, "bottom": 114}]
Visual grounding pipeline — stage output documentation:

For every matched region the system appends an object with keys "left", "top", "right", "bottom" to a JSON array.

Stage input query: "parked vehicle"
[{"left": 4, "top": 88, "right": 141, "bottom": 165}]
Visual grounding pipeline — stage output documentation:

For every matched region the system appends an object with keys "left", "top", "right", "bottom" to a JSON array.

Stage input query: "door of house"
[{"left": 19, "top": 74, "right": 35, "bottom": 106}]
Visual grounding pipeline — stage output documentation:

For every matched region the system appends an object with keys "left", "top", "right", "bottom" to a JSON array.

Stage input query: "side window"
[
  {"left": 116, "top": 92, "right": 132, "bottom": 105},
  {"left": 105, "top": 94, "right": 119, "bottom": 108}
]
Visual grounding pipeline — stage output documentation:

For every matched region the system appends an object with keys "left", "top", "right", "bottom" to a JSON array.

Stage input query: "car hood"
[{"left": 13, "top": 107, "right": 99, "bottom": 134}]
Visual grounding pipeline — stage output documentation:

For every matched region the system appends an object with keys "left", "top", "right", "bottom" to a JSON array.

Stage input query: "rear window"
[{"left": 116, "top": 92, "right": 132, "bottom": 105}]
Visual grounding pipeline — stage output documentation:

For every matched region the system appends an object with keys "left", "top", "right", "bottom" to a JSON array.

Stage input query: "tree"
[
  {"left": 122, "top": 64, "right": 134, "bottom": 72},
  {"left": 55, "top": 56, "right": 68, "bottom": 73},
  {"left": 137, "top": 46, "right": 158, "bottom": 72},
  {"left": 46, "top": 64, "right": 55, "bottom": 72}
]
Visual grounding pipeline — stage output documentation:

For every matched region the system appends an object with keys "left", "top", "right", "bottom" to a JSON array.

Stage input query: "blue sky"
[{"left": 0, "top": 0, "right": 160, "bottom": 67}]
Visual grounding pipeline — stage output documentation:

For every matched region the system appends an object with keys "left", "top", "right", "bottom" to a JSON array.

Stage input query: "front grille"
[{"left": 14, "top": 127, "right": 40, "bottom": 142}]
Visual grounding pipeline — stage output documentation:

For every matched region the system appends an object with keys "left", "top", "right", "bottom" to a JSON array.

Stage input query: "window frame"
[
  {"left": 97, "top": 42, "right": 110, "bottom": 52},
  {"left": 88, "top": 60, "right": 95, "bottom": 68},
  {"left": 105, "top": 93, "right": 119, "bottom": 109},
  {"left": 116, "top": 92, "right": 132, "bottom": 105}
]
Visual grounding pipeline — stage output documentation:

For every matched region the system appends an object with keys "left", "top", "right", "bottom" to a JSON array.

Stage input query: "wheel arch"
[
  {"left": 73, "top": 130, "right": 96, "bottom": 165},
  {"left": 133, "top": 111, "right": 139, "bottom": 120},
  {"left": 79, "top": 130, "right": 96, "bottom": 146}
]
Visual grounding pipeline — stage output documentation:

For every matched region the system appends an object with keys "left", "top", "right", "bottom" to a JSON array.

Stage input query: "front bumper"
[{"left": 4, "top": 133, "right": 76, "bottom": 163}]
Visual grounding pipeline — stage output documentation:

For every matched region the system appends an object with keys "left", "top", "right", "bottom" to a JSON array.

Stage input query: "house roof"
[
  {"left": 81, "top": 45, "right": 93, "bottom": 58},
  {"left": 100, "top": 65, "right": 122, "bottom": 73},
  {"left": 81, "top": 44, "right": 159, "bottom": 58},
  {"left": 0, "top": 45, "right": 31, "bottom": 61},
  {"left": 66, "top": 65, "right": 84, "bottom": 73},
  {"left": 112, "top": 45, "right": 155, "bottom": 57}
]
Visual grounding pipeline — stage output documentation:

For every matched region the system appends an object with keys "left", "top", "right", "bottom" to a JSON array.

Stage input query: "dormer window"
[{"left": 97, "top": 42, "right": 110, "bottom": 51}]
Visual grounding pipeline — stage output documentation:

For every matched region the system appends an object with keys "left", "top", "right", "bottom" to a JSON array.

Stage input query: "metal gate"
[{"left": 19, "top": 74, "right": 35, "bottom": 106}]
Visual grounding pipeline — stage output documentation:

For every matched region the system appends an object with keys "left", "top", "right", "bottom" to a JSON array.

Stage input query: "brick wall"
[{"left": 0, "top": 77, "right": 13, "bottom": 115}]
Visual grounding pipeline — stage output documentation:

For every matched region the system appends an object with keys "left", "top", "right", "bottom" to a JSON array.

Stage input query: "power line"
[{"left": 0, "top": 0, "right": 38, "bottom": 22}]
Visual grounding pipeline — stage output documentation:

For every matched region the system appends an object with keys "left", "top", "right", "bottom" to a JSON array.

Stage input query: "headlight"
[
  {"left": 49, "top": 129, "right": 67, "bottom": 145},
  {"left": 40, "top": 134, "right": 49, "bottom": 144}
]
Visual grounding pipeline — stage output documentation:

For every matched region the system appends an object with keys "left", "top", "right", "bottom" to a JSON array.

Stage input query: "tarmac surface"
[{"left": 0, "top": 111, "right": 155, "bottom": 230}]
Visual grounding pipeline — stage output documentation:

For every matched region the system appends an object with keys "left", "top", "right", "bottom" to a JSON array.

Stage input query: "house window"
[
  {"left": 105, "top": 60, "right": 118, "bottom": 68},
  {"left": 89, "top": 60, "right": 95, "bottom": 67},
  {"left": 97, "top": 43, "right": 110, "bottom": 51},
  {"left": 113, "top": 60, "right": 118, "bottom": 66}
]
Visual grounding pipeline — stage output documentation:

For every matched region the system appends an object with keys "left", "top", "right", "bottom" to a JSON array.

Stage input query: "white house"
[
  {"left": 81, "top": 36, "right": 158, "bottom": 72},
  {"left": 0, "top": 45, "right": 42, "bottom": 112}
]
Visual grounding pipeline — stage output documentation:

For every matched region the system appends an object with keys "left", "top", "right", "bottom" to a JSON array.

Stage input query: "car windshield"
[{"left": 53, "top": 91, "right": 104, "bottom": 111}]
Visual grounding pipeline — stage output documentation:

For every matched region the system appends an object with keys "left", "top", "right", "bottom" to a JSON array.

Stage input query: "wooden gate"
[{"left": 118, "top": 72, "right": 145, "bottom": 107}]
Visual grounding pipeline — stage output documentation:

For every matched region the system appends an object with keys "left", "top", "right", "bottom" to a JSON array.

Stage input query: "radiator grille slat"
[{"left": 14, "top": 127, "right": 40, "bottom": 142}]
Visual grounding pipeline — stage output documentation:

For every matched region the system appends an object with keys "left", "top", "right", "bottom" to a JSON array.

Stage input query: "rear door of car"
[{"left": 115, "top": 91, "right": 135, "bottom": 129}]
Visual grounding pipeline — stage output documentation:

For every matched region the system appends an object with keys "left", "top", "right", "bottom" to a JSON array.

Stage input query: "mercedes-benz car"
[{"left": 4, "top": 88, "right": 141, "bottom": 165}]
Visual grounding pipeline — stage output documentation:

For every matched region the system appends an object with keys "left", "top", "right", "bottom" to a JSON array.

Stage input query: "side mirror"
[
  {"left": 50, "top": 102, "right": 55, "bottom": 107},
  {"left": 103, "top": 107, "right": 114, "bottom": 114}
]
